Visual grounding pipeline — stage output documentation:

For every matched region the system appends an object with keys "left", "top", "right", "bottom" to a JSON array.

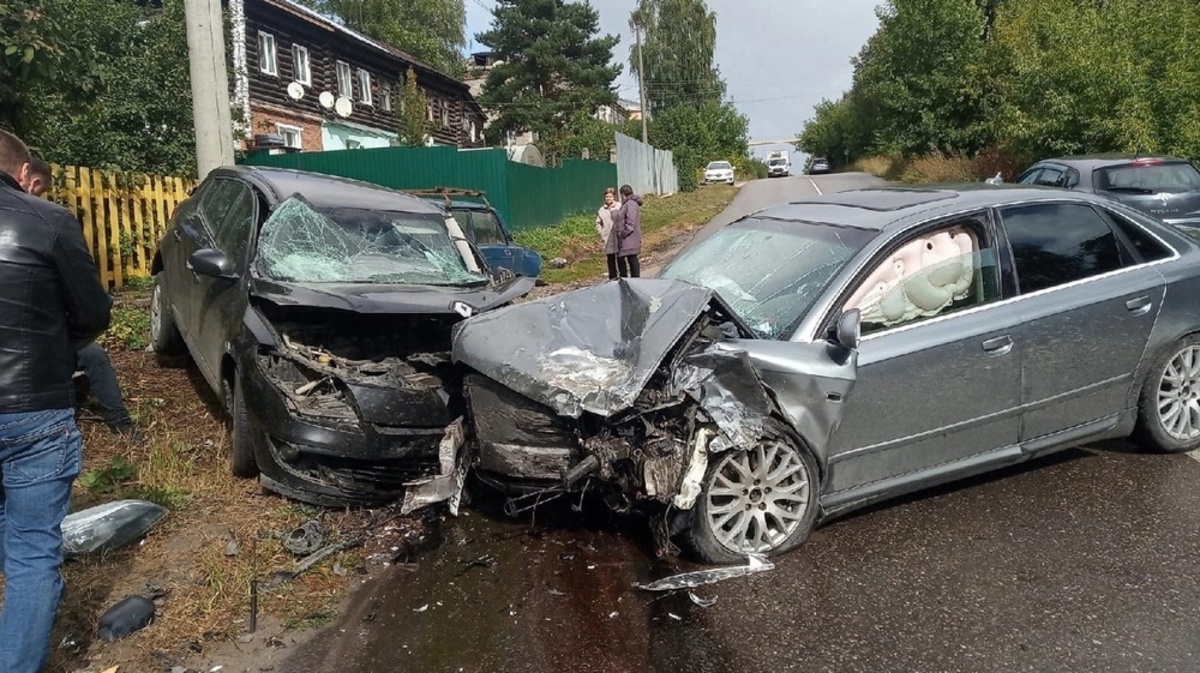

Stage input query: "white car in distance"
[{"left": 703, "top": 161, "right": 736, "bottom": 185}]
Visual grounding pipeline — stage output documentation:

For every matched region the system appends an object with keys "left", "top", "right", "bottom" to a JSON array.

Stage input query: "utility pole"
[
  {"left": 630, "top": 11, "right": 649, "bottom": 145},
  {"left": 184, "top": 0, "right": 235, "bottom": 181}
]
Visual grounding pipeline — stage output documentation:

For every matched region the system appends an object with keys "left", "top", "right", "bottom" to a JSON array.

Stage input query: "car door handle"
[
  {"left": 1126, "top": 296, "right": 1153, "bottom": 316},
  {"left": 982, "top": 335, "right": 1013, "bottom": 356}
]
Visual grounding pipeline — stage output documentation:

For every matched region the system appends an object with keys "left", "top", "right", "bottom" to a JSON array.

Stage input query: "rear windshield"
[{"left": 1096, "top": 162, "right": 1200, "bottom": 194}]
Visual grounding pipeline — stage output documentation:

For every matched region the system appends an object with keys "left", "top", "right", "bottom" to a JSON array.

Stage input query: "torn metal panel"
[
  {"left": 452, "top": 279, "right": 753, "bottom": 419},
  {"left": 635, "top": 555, "right": 775, "bottom": 592},
  {"left": 400, "top": 417, "right": 471, "bottom": 516},
  {"left": 672, "top": 427, "right": 713, "bottom": 510},
  {"left": 670, "top": 349, "right": 774, "bottom": 451}
]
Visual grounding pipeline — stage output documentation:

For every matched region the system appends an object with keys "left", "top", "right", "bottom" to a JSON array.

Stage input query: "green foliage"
[
  {"left": 475, "top": 0, "right": 621, "bottom": 146},
  {"left": 512, "top": 213, "right": 595, "bottom": 260},
  {"left": 646, "top": 101, "right": 749, "bottom": 192},
  {"left": 79, "top": 455, "right": 138, "bottom": 494},
  {"left": 555, "top": 112, "right": 618, "bottom": 161},
  {"left": 630, "top": 0, "right": 724, "bottom": 112},
  {"left": 0, "top": 1, "right": 96, "bottom": 137},
  {"left": 396, "top": 66, "right": 429, "bottom": 146},
  {"left": 798, "top": 0, "right": 1200, "bottom": 169},
  {"left": 303, "top": 0, "right": 467, "bottom": 75},
  {"left": 21, "top": 0, "right": 195, "bottom": 176},
  {"left": 105, "top": 304, "right": 151, "bottom": 352}
]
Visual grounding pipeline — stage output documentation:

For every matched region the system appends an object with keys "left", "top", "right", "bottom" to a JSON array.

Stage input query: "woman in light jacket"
[{"left": 595, "top": 187, "right": 620, "bottom": 279}]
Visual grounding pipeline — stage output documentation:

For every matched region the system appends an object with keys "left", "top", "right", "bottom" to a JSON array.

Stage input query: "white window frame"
[
  {"left": 357, "top": 68, "right": 373, "bottom": 106},
  {"left": 258, "top": 31, "right": 278, "bottom": 76},
  {"left": 441, "top": 101, "right": 450, "bottom": 128},
  {"left": 292, "top": 44, "right": 311, "bottom": 86},
  {"left": 276, "top": 123, "right": 302, "bottom": 149},
  {"left": 380, "top": 85, "right": 392, "bottom": 112},
  {"left": 336, "top": 60, "right": 352, "bottom": 98}
]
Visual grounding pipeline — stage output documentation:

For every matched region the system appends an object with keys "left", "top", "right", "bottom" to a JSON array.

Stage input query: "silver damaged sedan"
[{"left": 453, "top": 186, "right": 1200, "bottom": 564}]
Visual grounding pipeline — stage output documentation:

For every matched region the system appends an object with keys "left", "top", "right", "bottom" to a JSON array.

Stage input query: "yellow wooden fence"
[{"left": 44, "top": 164, "right": 195, "bottom": 290}]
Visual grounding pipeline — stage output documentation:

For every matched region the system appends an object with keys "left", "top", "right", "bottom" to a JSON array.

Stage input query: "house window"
[
  {"left": 293, "top": 45, "right": 311, "bottom": 86},
  {"left": 426, "top": 101, "right": 434, "bottom": 122},
  {"left": 357, "top": 69, "right": 372, "bottom": 105},
  {"left": 470, "top": 121, "right": 477, "bottom": 143},
  {"left": 346, "top": 139, "right": 363, "bottom": 150},
  {"left": 258, "top": 32, "right": 277, "bottom": 76},
  {"left": 336, "top": 61, "right": 352, "bottom": 98},
  {"left": 380, "top": 85, "right": 392, "bottom": 111},
  {"left": 276, "top": 123, "right": 302, "bottom": 149},
  {"left": 441, "top": 101, "right": 449, "bottom": 128}
]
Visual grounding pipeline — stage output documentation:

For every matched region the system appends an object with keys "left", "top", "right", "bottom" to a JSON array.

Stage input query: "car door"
[
  {"left": 159, "top": 188, "right": 204, "bottom": 344},
  {"left": 465, "top": 208, "right": 522, "bottom": 276},
  {"left": 997, "top": 201, "right": 1167, "bottom": 446},
  {"left": 170, "top": 178, "right": 233, "bottom": 349},
  {"left": 819, "top": 212, "right": 1024, "bottom": 503},
  {"left": 191, "top": 180, "right": 258, "bottom": 392}
]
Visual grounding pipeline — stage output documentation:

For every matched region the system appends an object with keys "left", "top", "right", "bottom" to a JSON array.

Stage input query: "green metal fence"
[{"left": 241, "top": 146, "right": 617, "bottom": 231}]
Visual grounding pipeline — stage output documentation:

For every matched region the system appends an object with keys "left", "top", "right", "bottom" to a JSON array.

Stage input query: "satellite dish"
[
  {"left": 334, "top": 96, "right": 353, "bottom": 118},
  {"left": 318, "top": 91, "right": 335, "bottom": 109},
  {"left": 287, "top": 82, "right": 305, "bottom": 100}
]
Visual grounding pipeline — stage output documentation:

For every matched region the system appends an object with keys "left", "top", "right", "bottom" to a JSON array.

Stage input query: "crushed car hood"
[
  {"left": 451, "top": 278, "right": 755, "bottom": 418},
  {"left": 249, "top": 276, "right": 536, "bottom": 315}
]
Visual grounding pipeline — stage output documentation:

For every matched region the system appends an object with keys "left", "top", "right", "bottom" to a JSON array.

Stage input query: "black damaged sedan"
[{"left": 149, "top": 167, "right": 534, "bottom": 507}]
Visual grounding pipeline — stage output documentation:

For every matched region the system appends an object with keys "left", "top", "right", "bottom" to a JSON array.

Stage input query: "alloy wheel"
[
  {"left": 703, "top": 439, "right": 812, "bottom": 555},
  {"left": 150, "top": 284, "right": 162, "bottom": 345},
  {"left": 1157, "top": 345, "right": 1200, "bottom": 441}
]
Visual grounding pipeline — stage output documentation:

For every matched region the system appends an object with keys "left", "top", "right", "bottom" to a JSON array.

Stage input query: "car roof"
[
  {"left": 428, "top": 198, "right": 493, "bottom": 212},
  {"left": 1032, "top": 155, "right": 1193, "bottom": 172},
  {"left": 747, "top": 184, "right": 1127, "bottom": 232},
  {"left": 218, "top": 166, "right": 445, "bottom": 215}
]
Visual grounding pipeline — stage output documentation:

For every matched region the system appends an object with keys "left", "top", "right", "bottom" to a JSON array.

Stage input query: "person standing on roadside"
[
  {"left": 595, "top": 187, "right": 620, "bottom": 279},
  {"left": 24, "top": 159, "right": 142, "bottom": 443},
  {"left": 615, "top": 184, "right": 643, "bottom": 278},
  {"left": 0, "top": 130, "right": 112, "bottom": 673}
]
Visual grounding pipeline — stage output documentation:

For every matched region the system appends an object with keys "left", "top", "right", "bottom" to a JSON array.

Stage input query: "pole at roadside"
[
  {"left": 184, "top": 0, "right": 235, "bottom": 181},
  {"left": 631, "top": 11, "right": 649, "bottom": 145}
]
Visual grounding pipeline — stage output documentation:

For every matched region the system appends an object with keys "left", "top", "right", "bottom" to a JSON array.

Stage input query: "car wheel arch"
[{"left": 151, "top": 251, "right": 164, "bottom": 276}]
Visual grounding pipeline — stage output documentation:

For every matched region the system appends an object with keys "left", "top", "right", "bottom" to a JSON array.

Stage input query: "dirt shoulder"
[{"left": 48, "top": 184, "right": 737, "bottom": 673}]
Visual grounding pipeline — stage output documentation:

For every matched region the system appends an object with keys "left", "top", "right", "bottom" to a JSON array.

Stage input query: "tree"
[
  {"left": 22, "top": 0, "right": 196, "bottom": 176},
  {"left": 395, "top": 66, "right": 429, "bottom": 145},
  {"left": 648, "top": 100, "right": 748, "bottom": 191},
  {"left": 0, "top": 0, "right": 96, "bottom": 138},
  {"left": 305, "top": 0, "right": 467, "bottom": 75},
  {"left": 630, "top": 0, "right": 725, "bottom": 113},
  {"left": 475, "top": 0, "right": 621, "bottom": 148}
]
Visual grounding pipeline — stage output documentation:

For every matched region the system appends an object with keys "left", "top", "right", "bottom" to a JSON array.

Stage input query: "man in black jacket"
[
  {"left": 26, "top": 158, "right": 142, "bottom": 442},
  {"left": 0, "top": 130, "right": 112, "bottom": 673}
]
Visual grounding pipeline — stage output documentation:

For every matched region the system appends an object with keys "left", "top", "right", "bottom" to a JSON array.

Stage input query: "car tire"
[
  {"left": 150, "top": 274, "right": 186, "bottom": 358},
  {"left": 1134, "top": 334, "right": 1200, "bottom": 454},
  {"left": 223, "top": 371, "right": 260, "bottom": 478},
  {"left": 685, "top": 419, "right": 820, "bottom": 564}
]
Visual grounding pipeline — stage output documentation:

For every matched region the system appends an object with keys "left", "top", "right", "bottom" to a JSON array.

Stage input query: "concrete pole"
[
  {"left": 632, "top": 13, "right": 649, "bottom": 145},
  {"left": 184, "top": 0, "right": 236, "bottom": 181}
]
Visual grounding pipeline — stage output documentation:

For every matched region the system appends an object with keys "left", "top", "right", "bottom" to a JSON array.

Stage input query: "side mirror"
[
  {"left": 834, "top": 308, "right": 861, "bottom": 350},
  {"left": 188, "top": 248, "right": 237, "bottom": 280}
]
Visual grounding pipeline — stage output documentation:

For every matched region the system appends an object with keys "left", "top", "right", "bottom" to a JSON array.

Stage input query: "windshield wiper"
[{"left": 1104, "top": 186, "right": 1155, "bottom": 194}]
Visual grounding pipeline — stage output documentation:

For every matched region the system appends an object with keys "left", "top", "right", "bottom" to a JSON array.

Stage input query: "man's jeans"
[
  {"left": 77, "top": 342, "right": 132, "bottom": 428},
  {"left": 0, "top": 409, "right": 81, "bottom": 673}
]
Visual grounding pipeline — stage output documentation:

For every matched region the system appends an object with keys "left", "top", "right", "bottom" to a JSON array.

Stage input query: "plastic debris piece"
[
  {"left": 414, "top": 604, "right": 429, "bottom": 613},
  {"left": 97, "top": 595, "right": 156, "bottom": 642},
  {"left": 282, "top": 519, "right": 327, "bottom": 556},
  {"left": 546, "top": 588, "right": 566, "bottom": 596},
  {"left": 62, "top": 500, "right": 168, "bottom": 559},
  {"left": 668, "top": 613, "right": 682, "bottom": 621},
  {"left": 224, "top": 540, "right": 239, "bottom": 557},
  {"left": 101, "top": 667, "right": 120, "bottom": 673},
  {"left": 636, "top": 555, "right": 774, "bottom": 592},
  {"left": 688, "top": 592, "right": 718, "bottom": 608}
]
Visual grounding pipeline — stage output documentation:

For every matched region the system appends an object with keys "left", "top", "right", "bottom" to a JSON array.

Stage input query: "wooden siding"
[{"left": 243, "top": 0, "right": 488, "bottom": 149}]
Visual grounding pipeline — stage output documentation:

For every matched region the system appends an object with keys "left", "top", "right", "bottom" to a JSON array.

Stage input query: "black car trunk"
[{"left": 1095, "top": 161, "right": 1200, "bottom": 222}]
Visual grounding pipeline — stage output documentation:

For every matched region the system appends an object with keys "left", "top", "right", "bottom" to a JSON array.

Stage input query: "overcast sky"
[{"left": 463, "top": 0, "right": 881, "bottom": 161}]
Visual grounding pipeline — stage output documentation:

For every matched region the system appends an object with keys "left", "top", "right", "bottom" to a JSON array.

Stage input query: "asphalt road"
[{"left": 282, "top": 174, "right": 1200, "bottom": 673}]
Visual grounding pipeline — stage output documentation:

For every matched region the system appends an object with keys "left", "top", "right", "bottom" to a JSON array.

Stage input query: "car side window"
[
  {"left": 471, "top": 211, "right": 508, "bottom": 246},
  {"left": 1034, "top": 167, "right": 1064, "bottom": 187},
  {"left": 197, "top": 179, "right": 238, "bottom": 238},
  {"left": 214, "top": 183, "right": 255, "bottom": 268},
  {"left": 1096, "top": 207, "right": 1174, "bottom": 263},
  {"left": 1000, "top": 203, "right": 1125, "bottom": 294},
  {"left": 1016, "top": 168, "right": 1043, "bottom": 185},
  {"left": 843, "top": 216, "right": 1002, "bottom": 335}
]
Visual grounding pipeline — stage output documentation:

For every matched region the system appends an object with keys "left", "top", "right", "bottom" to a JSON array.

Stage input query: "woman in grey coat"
[
  {"left": 595, "top": 187, "right": 620, "bottom": 279},
  {"left": 615, "top": 184, "right": 643, "bottom": 278}
]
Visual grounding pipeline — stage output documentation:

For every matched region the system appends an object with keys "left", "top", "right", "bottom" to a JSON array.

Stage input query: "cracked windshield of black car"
[{"left": 256, "top": 196, "right": 488, "bottom": 286}]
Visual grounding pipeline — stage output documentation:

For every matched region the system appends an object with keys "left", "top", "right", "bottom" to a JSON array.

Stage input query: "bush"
[
  {"left": 898, "top": 153, "right": 984, "bottom": 183},
  {"left": 852, "top": 155, "right": 904, "bottom": 179}
]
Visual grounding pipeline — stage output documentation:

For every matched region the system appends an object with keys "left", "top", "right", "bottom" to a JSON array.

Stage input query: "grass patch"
[
  {"left": 104, "top": 303, "right": 152, "bottom": 351},
  {"left": 514, "top": 184, "right": 739, "bottom": 284},
  {"left": 853, "top": 149, "right": 1028, "bottom": 184}
]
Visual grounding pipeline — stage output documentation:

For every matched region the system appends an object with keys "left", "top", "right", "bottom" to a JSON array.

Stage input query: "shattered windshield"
[
  {"left": 659, "top": 218, "right": 874, "bottom": 339},
  {"left": 255, "top": 196, "right": 489, "bottom": 286}
]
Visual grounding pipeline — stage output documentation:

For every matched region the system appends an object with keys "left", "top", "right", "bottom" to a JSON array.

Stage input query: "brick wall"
[{"left": 248, "top": 102, "right": 326, "bottom": 151}]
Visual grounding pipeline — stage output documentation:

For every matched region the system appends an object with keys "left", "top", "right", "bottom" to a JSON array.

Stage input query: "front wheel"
[
  {"left": 150, "top": 274, "right": 186, "bottom": 358},
  {"left": 1134, "top": 335, "right": 1200, "bottom": 454},
  {"left": 686, "top": 423, "right": 820, "bottom": 564},
  {"left": 223, "top": 372, "right": 260, "bottom": 478}
]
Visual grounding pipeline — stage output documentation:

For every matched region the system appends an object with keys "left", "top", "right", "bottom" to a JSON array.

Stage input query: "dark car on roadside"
[
  {"left": 1015, "top": 155, "right": 1200, "bottom": 229},
  {"left": 148, "top": 166, "right": 535, "bottom": 507},
  {"left": 413, "top": 192, "right": 543, "bottom": 279},
  {"left": 454, "top": 185, "right": 1200, "bottom": 564},
  {"left": 808, "top": 157, "right": 831, "bottom": 175}
]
